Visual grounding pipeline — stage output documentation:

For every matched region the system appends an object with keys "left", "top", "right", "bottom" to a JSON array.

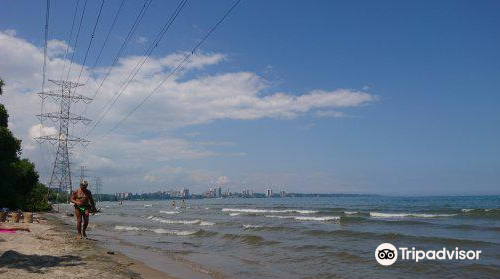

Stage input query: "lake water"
[{"left": 62, "top": 196, "right": 500, "bottom": 278}]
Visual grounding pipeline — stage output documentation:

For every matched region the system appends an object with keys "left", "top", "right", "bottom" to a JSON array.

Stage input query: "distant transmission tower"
[
  {"left": 93, "top": 176, "right": 102, "bottom": 202},
  {"left": 79, "top": 165, "right": 87, "bottom": 182},
  {"left": 35, "top": 79, "right": 92, "bottom": 199}
]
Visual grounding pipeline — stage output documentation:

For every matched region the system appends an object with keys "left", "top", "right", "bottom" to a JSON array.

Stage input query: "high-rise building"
[
  {"left": 242, "top": 189, "right": 251, "bottom": 197},
  {"left": 180, "top": 188, "right": 190, "bottom": 199},
  {"left": 266, "top": 188, "right": 273, "bottom": 197},
  {"left": 280, "top": 190, "right": 286, "bottom": 198},
  {"left": 216, "top": 187, "right": 222, "bottom": 198}
]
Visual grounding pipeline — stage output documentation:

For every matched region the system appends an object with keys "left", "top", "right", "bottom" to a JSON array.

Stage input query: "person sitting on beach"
[{"left": 70, "top": 180, "right": 96, "bottom": 239}]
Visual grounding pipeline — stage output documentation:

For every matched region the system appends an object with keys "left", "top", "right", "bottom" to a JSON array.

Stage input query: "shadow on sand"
[{"left": 0, "top": 250, "right": 82, "bottom": 273}]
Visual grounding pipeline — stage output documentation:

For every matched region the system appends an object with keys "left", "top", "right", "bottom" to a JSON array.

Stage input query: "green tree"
[
  {"left": 0, "top": 78, "right": 51, "bottom": 211},
  {"left": 25, "top": 183, "right": 52, "bottom": 212}
]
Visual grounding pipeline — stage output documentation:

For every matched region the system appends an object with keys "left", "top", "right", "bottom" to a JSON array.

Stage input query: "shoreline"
[{"left": 0, "top": 212, "right": 177, "bottom": 279}]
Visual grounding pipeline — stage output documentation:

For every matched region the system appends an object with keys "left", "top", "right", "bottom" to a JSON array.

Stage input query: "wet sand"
[{"left": 0, "top": 213, "right": 176, "bottom": 279}]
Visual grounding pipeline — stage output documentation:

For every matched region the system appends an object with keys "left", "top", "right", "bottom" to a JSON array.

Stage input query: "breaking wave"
[
  {"left": 370, "top": 212, "right": 456, "bottom": 218},
  {"left": 264, "top": 215, "right": 340, "bottom": 222},
  {"left": 222, "top": 208, "right": 318, "bottom": 214},
  {"left": 114, "top": 225, "right": 197, "bottom": 236},
  {"left": 460, "top": 208, "right": 500, "bottom": 218},
  {"left": 147, "top": 216, "right": 214, "bottom": 226},
  {"left": 159, "top": 210, "right": 179, "bottom": 214}
]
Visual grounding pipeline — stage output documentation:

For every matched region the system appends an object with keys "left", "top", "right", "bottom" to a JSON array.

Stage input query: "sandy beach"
[{"left": 0, "top": 213, "right": 176, "bottom": 279}]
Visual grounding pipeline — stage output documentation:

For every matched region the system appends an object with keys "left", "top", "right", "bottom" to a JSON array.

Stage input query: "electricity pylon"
[
  {"left": 79, "top": 165, "right": 87, "bottom": 183},
  {"left": 35, "top": 79, "right": 92, "bottom": 200},
  {"left": 93, "top": 176, "right": 102, "bottom": 202}
]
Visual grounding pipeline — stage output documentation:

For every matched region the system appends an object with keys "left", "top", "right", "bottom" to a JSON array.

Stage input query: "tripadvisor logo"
[
  {"left": 375, "top": 243, "right": 398, "bottom": 266},
  {"left": 375, "top": 243, "right": 482, "bottom": 266}
]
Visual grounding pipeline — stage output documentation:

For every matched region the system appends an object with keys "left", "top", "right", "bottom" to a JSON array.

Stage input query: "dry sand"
[{"left": 0, "top": 213, "right": 176, "bottom": 279}]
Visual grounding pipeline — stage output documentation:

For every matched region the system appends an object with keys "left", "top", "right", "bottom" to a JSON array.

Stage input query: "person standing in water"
[{"left": 70, "top": 180, "right": 96, "bottom": 239}]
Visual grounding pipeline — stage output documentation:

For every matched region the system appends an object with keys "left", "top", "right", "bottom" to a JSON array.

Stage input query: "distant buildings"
[
  {"left": 242, "top": 189, "right": 252, "bottom": 197},
  {"left": 115, "top": 192, "right": 131, "bottom": 200},
  {"left": 266, "top": 188, "right": 273, "bottom": 197},
  {"left": 180, "top": 188, "right": 190, "bottom": 199},
  {"left": 203, "top": 187, "right": 223, "bottom": 198},
  {"left": 280, "top": 190, "right": 286, "bottom": 198},
  {"left": 116, "top": 185, "right": 289, "bottom": 200}
]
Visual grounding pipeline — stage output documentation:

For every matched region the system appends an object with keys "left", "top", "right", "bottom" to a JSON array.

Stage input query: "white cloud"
[
  {"left": 136, "top": 36, "right": 148, "bottom": 45},
  {"left": 28, "top": 123, "right": 57, "bottom": 138},
  {"left": 47, "top": 39, "right": 72, "bottom": 57},
  {"left": 160, "top": 52, "right": 226, "bottom": 70},
  {"left": 0, "top": 29, "right": 377, "bottom": 192}
]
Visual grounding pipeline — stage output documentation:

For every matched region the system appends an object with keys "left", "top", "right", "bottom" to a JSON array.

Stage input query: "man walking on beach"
[{"left": 70, "top": 180, "right": 96, "bottom": 239}]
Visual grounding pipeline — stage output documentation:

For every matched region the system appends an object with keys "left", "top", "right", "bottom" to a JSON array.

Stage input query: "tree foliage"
[{"left": 0, "top": 78, "right": 51, "bottom": 211}]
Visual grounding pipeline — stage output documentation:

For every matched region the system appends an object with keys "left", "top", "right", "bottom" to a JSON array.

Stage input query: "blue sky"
[{"left": 0, "top": 0, "right": 498, "bottom": 195}]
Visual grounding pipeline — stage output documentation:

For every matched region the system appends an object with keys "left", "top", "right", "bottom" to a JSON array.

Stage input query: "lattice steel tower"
[{"left": 35, "top": 79, "right": 92, "bottom": 197}]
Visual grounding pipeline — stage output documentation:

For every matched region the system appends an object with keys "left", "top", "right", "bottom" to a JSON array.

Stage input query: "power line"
[
  {"left": 76, "top": 0, "right": 105, "bottom": 84},
  {"left": 42, "top": 0, "right": 50, "bottom": 93},
  {"left": 92, "top": 0, "right": 242, "bottom": 145},
  {"left": 59, "top": 0, "right": 81, "bottom": 80},
  {"left": 80, "top": 0, "right": 152, "bottom": 157},
  {"left": 64, "top": 0, "right": 89, "bottom": 82},
  {"left": 88, "top": 0, "right": 153, "bottom": 102},
  {"left": 39, "top": 0, "right": 51, "bottom": 182},
  {"left": 86, "top": 0, "right": 188, "bottom": 137},
  {"left": 79, "top": 0, "right": 125, "bottom": 140},
  {"left": 83, "top": 0, "right": 125, "bottom": 86}
]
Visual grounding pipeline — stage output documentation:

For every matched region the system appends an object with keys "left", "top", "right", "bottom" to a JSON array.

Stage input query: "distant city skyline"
[{"left": 0, "top": 0, "right": 498, "bottom": 195}]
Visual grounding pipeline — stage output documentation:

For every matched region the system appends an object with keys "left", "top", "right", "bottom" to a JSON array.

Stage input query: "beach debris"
[
  {"left": 107, "top": 251, "right": 115, "bottom": 255},
  {"left": 66, "top": 213, "right": 74, "bottom": 217}
]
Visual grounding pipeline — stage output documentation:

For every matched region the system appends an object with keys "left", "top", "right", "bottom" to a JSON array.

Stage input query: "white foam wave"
[
  {"left": 370, "top": 212, "right": 456, "bottom": 218},
  {"left": 143, "top": 204, "right": 153, "bottom": 207},
  {"left": 229, "top": 213, "right": 241, "bottom": 216},
  {"left": 114, "top": 225, "right": 143, "bottom": 231},
  {"left": 114, "top": 225, "right": 196, "bottom": 235},
  {"left": 294, "top": 216, "right": 340, "bottom": 221},
  {"left": 222, "top": 208, "right": 318, "bottom": 214},
  {"left": 159, "top": 210, "right": 179, "bottom": 214},
  {"left": 344, "top": 211, "right": 358, "bottom": 215},
  {"left": 151, "top": 228, "right": 197, "bottom": 235},
  {"left": 461, "top": 209, "right": 473, "bottom": 213},
  {"left": 243, "top": 224, "right": 263, "bottom": 229},
  {"left": 147, "top": 216, "right": 214, "bottom": 226},
  {"left": 264, "top": 215, "right": 339, "bottom": 222}
]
